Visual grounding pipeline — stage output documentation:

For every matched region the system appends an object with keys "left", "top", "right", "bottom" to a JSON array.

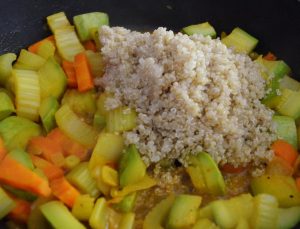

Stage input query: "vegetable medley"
[{"left": 0, "top": 11, "right": 299, "bottom": 229}]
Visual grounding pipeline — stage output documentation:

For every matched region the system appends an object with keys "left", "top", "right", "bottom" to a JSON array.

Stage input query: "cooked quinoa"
[{"left": 96, "top": 26, "right": 276, "bottom": 167}]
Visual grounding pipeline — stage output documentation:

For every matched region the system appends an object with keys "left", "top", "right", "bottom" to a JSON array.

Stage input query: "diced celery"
[
  {"left": 85, "top": 50, "right": 105, "bottom": 77},
  {"left": 3, "top": 184, "right": 36, "bottom": 202},
  {"left": 55, "top": 104, "right": 99, "bottom": 148},
  {"left": 39, "top": 96, "right": 59, "bottom": 133},
  {"left": 197, "top": 204, "right": 213, "bottom": 220},
  {"left": 47, "top": 12, "right": 71, "bottom": 33},
  {"left": 119, "top": 213, "right": 135, "bottom": 229},
  {"left": 221, "top": 27, "right": 258, "bottom": 54},
  {"left": 14, "top": 49, "right": 46, "bottom": 70},
  {"left": 192, "top": 218, "right": 219, "bottom": 229},
  {"left": 0, "top": 53, "right": 17, "bottom": 85},
  {"left": 275, "top": 88, "right": 300, "bottom": 119},
  {"left": 28, "top": 197, "right": 52, "bottom": 229},
  {"left": 250, "top": 194, "right": 279, "bottom": 229},
  {"left": 272, "top": 115, "right": 297, "bottom": 149},
  {"left": 0, "top": 88, "right": 14, "bottom": 101},
  {"left": 61, "top": 89, "right": 97, "bottom": 119},
  {"left": 0, "top": 116, "right": 41, "bottom": 151},
  {"left": 211, "top": 200, "right": 236, "bottom": 228},
  {"left": 94, "top": 167, "right": 111, "bottom": 196},
  {"left": 0, "top": 92, "right": 15, "bottom": 120},
  {"left": 101, "top": 165, "right": 119, "bottom": 187},
  {"left": 0, "top": 186, "right": 16, "bottom": 219},
  {"left": 66, "top": 162, "right": 100, "bottom": 197},
  {"left": 277, "top": 206, "right": 300, "bottom": 229},
  {"left": 54, "top": 26, "right": 85, "bottom": 61},
  {"left": 90, "top": 28, "right": 102, "bottom": 49},
  {"left": 9, "top": 148, "right": 34, "bottom": 170},
  {"left": 37, "top": 40, "right": 56, "bottom": 59},
  {"left": 182, "top": 22, "right": 216, "bottom": 38},
  {"left": 114, "top": 192, "right": 137, "bottom": 213},
  {"left": 106, "top": 106, "right": 137, "bottom": 133},
  {"left": 93, "top": 112, "right": 106, "bottom": 130},
  {"left": 89, "top": 198, "right": 108, "bottom": 229},
  {"left": 41, "top": 201, "right": 86, "bottom": 229},
  {"left": 73, "top": 12, "right": 109, "bottom": 42},
  {"left": 72, "top": 194, "right": 95, "bottom": 221},
  {"left": 38, "top": 57, "right": 67, "bottom": 100},
  {"left": 14, "top": 69, "right": 41, "bottom": 121},
  {"left": 64, "top": 155, "right": 80, "bottom": 170},
  {"left": 96, "top": 92, "right": 114, "bottom": 116},
  {"left": 89, "top": 132, "right": 124, "bottom": 171},
  {"left": 280, "top": 75, "right": 300, "bottom": 91}
]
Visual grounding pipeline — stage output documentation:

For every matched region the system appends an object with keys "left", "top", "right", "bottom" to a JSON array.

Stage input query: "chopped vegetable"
[
  {"left": 85, "top": 50, "right": 105, "bottom": 77},
  {"left": 275, "top": 88, "right": 300, "bottom": 119},
  {"left": 74, "top": 52, "right": 94, "bottom": 92},
  {"left": 0, "top": 186, "right": 16, "bottom": 219},
  {"left": 64, "top": 155, "right": 80, "bottom": 170},
  {"left": 39, "top": 96, "right": 60, "bottom": 133},
  {"left": 0, "top": 92, "right": 15, "bottom": 121},
  {"left": 28, "top": 36, "right": 55, "bottom": 54},
  {"left": 263, "top": 52, "right": 277, "bottom": 61},
  {"left": 280, "top": 75, "right": 300, "bottom": 91},
  {"left": 36, "top": 40, "right": 56, "bottom": 59},
  {"left": 8, "top": 196, "right": 31, "bottom": 223},
  {"left": 101, "top": 165, "right": 119, "bottom": 187},
  {"left": 46, "top": 12, "right": 71, "bottom": 33},
  {"left": 182, "top": 22, "right": 216, "bottom": 38},
  {"left": 271, "top": 140, "right": 298, "bottom": 166},
  {"left": 220, "top": 163, "right": 248, "bottom": 174},
  {"left": 89, "top": 198, "right": 108, "bottom": 229},
  {"left": 62, "top": 60, "right": 77, "bottom": 88},
  {"left": 0, "top": 136, "right": 7, "bottom": 161},
  {"left": 114, "top": 192, "right": 137, "bottom": 213},
  {"left": 83, "top": 40, "right": 97, "bottom": 52},
  {"left": 119, "top": 212, "right": 135, "bottom": 229},
  {"left": 27, "top": 197, "right": 52, "bottom": 229},
  {"left": 277, "top": 206, "right": 300, "bottom": 229},
  {"left": 0, "top": 53, "right": 17, "bottom": 85},
  {"left": 9, "top": 149, "right": 34, "bottom": 170},
  {"left": 14, "top": 49, "right": 46, "bottom": 70},
  {"left": 265, "top": 156, "right": 294, "bottom": 176},
  {"left": 72, "top": 194, "right": 95, "bottom": 221},
  {"left": 296, "top": 178, "right": 300, "bottom": 192},
  {"left": 192, "top": 218, "right": 219, "bottom": 229}
]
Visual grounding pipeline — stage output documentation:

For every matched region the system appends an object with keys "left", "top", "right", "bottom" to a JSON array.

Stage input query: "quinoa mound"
[{"left": 97, "top": 26, "right": 276, "bottom": 167}]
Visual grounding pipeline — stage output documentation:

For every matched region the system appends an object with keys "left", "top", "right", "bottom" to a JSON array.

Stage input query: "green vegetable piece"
[
  {"left": 119, "top": 212, "right": 135, "bottom": 229},
  {"left": 64, "top": 155, "right": 80, "bottom": 170},
  {"left": 66, "top": 162, "right": 100, "bottom": 198},
  {"left": 226, "top": 194, "right": 254, "bottom": 220},
  {"left": 0, "top": 92, "right": 15, "bottom": 120},
  {"left": 250, "top": 175, "right": 300, "bottom": 207},
  {"left": 38, "top": 57, "right": 67, "bottom": 100},
  {"left": 90, "top": 28, "right": 102, "bottom": 49},
  {"left": 280, "top": 75, "right": 300, "bottom": 91},
  {"left": 0, "top": 53, "right": 17, "bottom": 85},
  {"left": 0, "top": 116, "right": 41, "bottom": 151},
  {"left": 9, "top": 149, "right": 34, "bottom": 170},
  {"left": 85, "top": 51, "right": 105, "bottom": 77},
  {"left": 192, "top": 218, "right": 219, "bottom": 229},
  {"left": 197, "top": 204, "right": 213, "bottom": 220},
  {"left": 89, "top": 198, "right": 108, "bottom": 229},
  {"left": 250, "top": 194, "right": 279, "bottom": 229},
  {"left": 28, "top": 197, "right": 52, "bottom": 229},
  {"left": 186, "top": 165, "right": 207, "bottom": 193},
  {"left": 47, "top": 12, "right": 71, "bottom": 33},
  {"left": 62, "top": 89, "right": 97, "bottom": 119},
  {"left": 211, "top": 200, "right": 236, "bottom": 228},
  {"left": 96, "top": 92, "right": 114, "bottom": 116},
  {"left": 2, "top": 184, "right": 36, "bottom": 202},
  {"left": 41, "top": 201, "right": 86, "bottom": 229},
  {"left": 236, "top": 218, "right": 250, "bottom": 229},
  {"left": 73, "top": 12, "right": 109, "bottom": 42},
  {"left": 72, "top": 194, "right": 95, "bottom": 221},
  {"left": 182, "top": 22, "right": 216, "bottom": 38},
  {"left": 106, "top": 106, "right": 137, "bottom": 133},
  {"left": 188, "top": 152, "right": 226, "bottom": 195},
  {"left": 93, "top": 112, "right": 106, "bottom": 130},
  {"left": 114, "top": 192, "right": 137, "bottom": 213},
  {"left": 119, "top": 144, "right": 146, "bottom": 188},
  {"left": 277, "top": 206, "right": 300, "bottom": 229},
  {"left": 0, "top": 186, "right": 16, "bottom": 219},
  {"left": 275, "top": 88, "right": 300, "bottom": 119},
  {"left": 39, "top": 96, "right": 59, "bottom": 133},
  {"left": 221, "top": 27, "right": 258, "bottom": 54},
  {"left": 14, "top": 49, "right": 46, "bottom": 70},
  {"left": 166, "top": 194, "right": 202, "bottom": 229},
  {"left": 0, "top": 88, "right": 14, "bottom": 101},
  {"left": 143, "top": 195, "right": 175, "bottom": 229},
  {"left": 36, "top": 40, "right": 56, "bottom": 59},
  {"left": 272, "top": 115, "right": 297, "bottom": 149}
]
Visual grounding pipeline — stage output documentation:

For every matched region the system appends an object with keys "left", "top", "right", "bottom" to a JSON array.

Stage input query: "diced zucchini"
[
  {"left": 14, "top": 49, "right": 46, "bottom": 70},
  {"left": 47, "top": 12, "right": 71, "bottom": 33},
  {"left": 280, "top": 75, "right": 300, "bottom": 91},
  {"left": 0, "top": 116, "right": 41, "bottom": 151},
  {"left": 38, "top": 57, "right": 67, "bottom": 100},
  {"left": 55, "top": 104, "right": 99, "bottom": 148},
  {"left": 89, "top": 198, "right": 108, "bottom": 229},
  {"left": 85, "top": 50, "right": 105, "bottom": 77},
  {"left": 275, "top": 88, "right": 300, "bottom": 119},
  {"left": 54, "top": 26, "right": 85, "bottom": 61},
  {"left": 0, "top": 92, "right": 15, "bottom": 121},
  {"left": 119, "top": 212, "right": 135, "bottom": 229},
  {"left": 277, "top": 206, "right": 300, "bottom": 229},
  {"left": 106, "top": 106, "right": 137, "bottom": 133},
  {"left": 66, "top": 162, "right": 100, "bottom": 198},
  {"left": 143, "top": 195, "right": 175, "bottom": 229},
  {"left": 8, "top": 148, "right": 34, "bottom": 170},
  {"left": 14, "top": 69, "right": 41, "bottom": 121},
  {"left": 182, "top": 22, "right": 216, "bottom": 38},
  {"left": 0, "top": 53, "right": 17, "bottom": 85},
  {"left": 272, "top": 115, "right": 297, "bottom": 149},
  {"left": 0, "top": 186, "right": 16, "bottom": 219},
  {"left": 40, "top": 201, "right": 86, "bottom": 229},
  {"left": 36, "top": 40, "right": 56, "bottom": 59},
  {"left": 73, "top": 12, "right": 109, "bottom": 42},
  {"left": 72, "top": 194, "right": 95, "bottom": 221},
  {"left": 221, "top": 27, "right": 258, "bottom": 54}
]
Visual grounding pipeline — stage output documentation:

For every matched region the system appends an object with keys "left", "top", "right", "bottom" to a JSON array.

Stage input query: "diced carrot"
[
  {"left": 83, "top": 40, "right": 97, "bottom": 52},
  {"left": 0, "top": 154, "right": 51, "bottom": 197},
  {"left": 28, "top": 35, "right": 55, "bottom": 53},
  {"left": 271, "top": 140, "right": 298, "bottom": 166},
  {"left": 48, "top": 128, "right": 88, "bottom": 160},
  {"left": 27, "top": 136, "right": 65, "bottom": 167},
  {"left": 8, "top": 196, "right": 31, "bottom": 223},
  {"left": 50, "top": 177, "right": 80, "bottom": 207},
  {"left": 296, "top": 177, "right": 300, "bottom": 192},
  {"left": 0, "top": 137, "right": 7, "bottom": 162},
  {"left": 31, "top": 155, "right": 64, "bottom": 180},
  {"left": 220, "top": 163, "right": 248, "bottom": 174},
  {"left": 62, "top": 60, "right": 78, "bottom": 88},
  {"left": 74, "top": 52, "right": 94, "bottom": 92},
  {"left": 263, "top": 52, "right": 277, "bottom": 61}
]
